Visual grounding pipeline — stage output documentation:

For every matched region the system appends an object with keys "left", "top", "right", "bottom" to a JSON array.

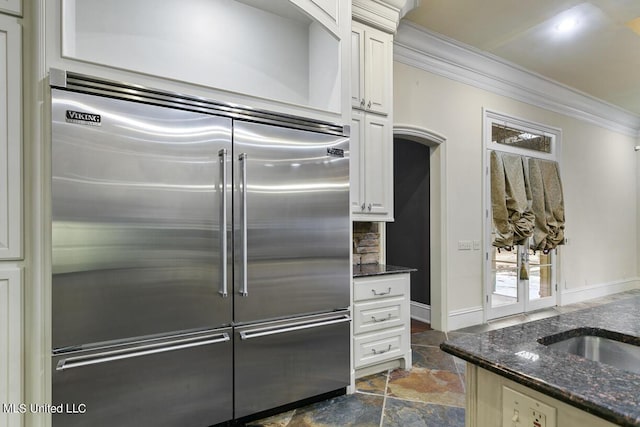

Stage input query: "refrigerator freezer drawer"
[
  {"left": 52, "top": 329, "right": 233, "bottom": 427},
  {"left": 234, "top": 312, "right": 351, "bottom": 419}
]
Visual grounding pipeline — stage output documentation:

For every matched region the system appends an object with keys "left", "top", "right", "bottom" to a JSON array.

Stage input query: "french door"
[
  {"left": 488, "top": 240, "right": 556, "bottom": 319},
  {"left": 484, "top": 110, "right": 561, "bottom": 320}
]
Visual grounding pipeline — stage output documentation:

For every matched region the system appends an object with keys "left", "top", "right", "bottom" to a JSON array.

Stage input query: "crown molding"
[
  {"left": 352, "top": 0, "right": 419, "bottom": 33},
  {"left": 394, "top": 22, "right": 640, "bottom": 138}
]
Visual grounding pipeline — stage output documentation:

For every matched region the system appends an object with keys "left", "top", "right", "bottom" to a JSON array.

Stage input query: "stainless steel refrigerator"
[{"left": 50, "top": 70, "right": 350, "bottom": 427}]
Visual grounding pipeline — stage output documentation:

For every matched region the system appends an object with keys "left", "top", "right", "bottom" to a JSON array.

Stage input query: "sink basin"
[{"left": 542, "top": 333, "right": 640, "bottom": 374}]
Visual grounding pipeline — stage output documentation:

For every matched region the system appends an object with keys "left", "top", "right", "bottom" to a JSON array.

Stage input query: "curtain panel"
[{"left": 490, "top": 151, "right": 565, "bottom": 252}]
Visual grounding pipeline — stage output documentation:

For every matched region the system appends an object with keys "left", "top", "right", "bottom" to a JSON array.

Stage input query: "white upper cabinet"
[
  {"left": 362, "top": 113, "right": 393, "bottom": 217},
  {"left": 350, "top": 110, "right": 393, "bottom": 220},
  {"left": 351, "top": 19, "right": 394, "bottom": 221},
  {"left": 55, "top": 0, "right": 349, "bottom": 120},
  {"left": 0, "top": 0, "right": 21, "bottom": 16},
  {"left": 0, "top": 14, "right": 22, "bottom": 260},
  {"left": 351, "top": 20, "right": 392, "bottom": 115}
]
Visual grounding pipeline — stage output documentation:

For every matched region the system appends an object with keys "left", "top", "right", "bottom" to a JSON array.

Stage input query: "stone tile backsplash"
[{"left": 353, "top": 222, "right": 380, "bottom": 265}]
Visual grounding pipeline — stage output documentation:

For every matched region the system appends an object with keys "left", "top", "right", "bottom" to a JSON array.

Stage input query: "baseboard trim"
[
  {"left": 410, "top": 301, "right": 431, "bottom": 324},
  {"left": 447, "top": 306, "right": 484, "bottom": 332},
  {"left": 559, "top": 278, "right": 640, "bottom": 306}
]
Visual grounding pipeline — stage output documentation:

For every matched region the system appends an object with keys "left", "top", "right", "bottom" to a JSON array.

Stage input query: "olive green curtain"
[
  {"left": 490, "top": 151, "right": 565, "bottom": 251},
  {"left": 528, "top": 158, "right": 565, "bottom": 252}
]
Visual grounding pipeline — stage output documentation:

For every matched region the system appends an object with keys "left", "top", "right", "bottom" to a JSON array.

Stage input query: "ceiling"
[{"left": 403, "top": 0, "right": 640, "bottom": 116}]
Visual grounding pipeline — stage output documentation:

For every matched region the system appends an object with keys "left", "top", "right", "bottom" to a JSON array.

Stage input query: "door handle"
[
  {"left": 56, "top": 333, "right": 230, "bottom": 371},
  {"left": 219, "top": 149, "right": 228, "bottom": 297},
  {"left": 239, "top": 314, "right": 350, "bottom": 340},
  {"left": 371, "top": 314, "right": 392, "bottom": 323},
  {"left": 371, "top": 287, "right": 391, "bottom": 296},
  {"left": 239, "top": 153, "right": 248, "bottom": 297},
  {"left": 371, "top": 344, "right": 392, "bottom": 355}
]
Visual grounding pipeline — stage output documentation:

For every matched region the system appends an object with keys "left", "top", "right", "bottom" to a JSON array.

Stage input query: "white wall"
[{"left": 394, "top": 61, "right": 639, "bottom": 319}]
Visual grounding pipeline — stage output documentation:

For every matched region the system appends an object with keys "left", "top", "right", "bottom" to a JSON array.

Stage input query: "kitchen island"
[{"left": 441, "top": 294, "right": 640, "bottom": 427}]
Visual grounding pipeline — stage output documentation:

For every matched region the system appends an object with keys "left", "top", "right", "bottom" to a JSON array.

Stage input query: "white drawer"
[
  {"left": 353, "top": 327, "right": 407, "bottom": 368},
  {"left": 353, "top": 274, "right": 406, "bottom": 302},
  {"left": 353, "top": 296, "right": 405, "bottom": 335}
]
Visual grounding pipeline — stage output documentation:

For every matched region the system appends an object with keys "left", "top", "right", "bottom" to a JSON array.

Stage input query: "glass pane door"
[
  {"left": 489, "top": 244, "right": 524, "bottom": 318},
  {"left": 488, "top": 237, "right": 556, "bottom": 320},
  {"left": 526, "top": 249, "right": 555, "bottom": 311}
]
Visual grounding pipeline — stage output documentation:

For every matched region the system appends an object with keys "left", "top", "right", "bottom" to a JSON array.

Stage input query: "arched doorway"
[
  {"left": 391, "top": 125, "right": 446, "bottom": 329},
  {"left": 387, "top": 138, "right": 431, "bottom": 311}
]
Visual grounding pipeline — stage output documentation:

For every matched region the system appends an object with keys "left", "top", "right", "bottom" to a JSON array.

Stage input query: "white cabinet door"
[
  {"left": 351, "top": 21, "right": 392, "bottom": 115},
  {"left": 351, "top": 112, "right": 393, "bottom": 220},
  {"left": 0, "top": 267, "right": 22, "bottom": 427},
  {"left": 0, "top": 0, "right": 21, "bottom": 16},
  {"left": 350, "top": 23, "right": 365, "bottom": 110},
  {"left": 363, "top": 26, "right": 392, "bottom": 115},
  {"left": 350, "top": 110, "right": 365, "bottom": 213},
  {"left": 363, "top": 114, "right": 392, "bottom": 217},
  {"left": 0, "top": 14, "right": 22, "bottom": 260}
]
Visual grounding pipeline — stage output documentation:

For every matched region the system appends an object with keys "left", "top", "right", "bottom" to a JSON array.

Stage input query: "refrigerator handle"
[
  {"left": 239, "top": 314, "right": 351, "bottom": 340},
  {"left": 219, "top": 149, "right": 228, "bottom": 297},
  {"left": 55, "top": 332, "right": 230, "bottom": 372},
  {"left": 239, "top": 153, "right": 248, "bottom": 297}
]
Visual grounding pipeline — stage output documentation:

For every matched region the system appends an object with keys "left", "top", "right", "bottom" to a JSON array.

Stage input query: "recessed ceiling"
[{"left": 403, "top": 0, "right": 640, "bottom": 116}]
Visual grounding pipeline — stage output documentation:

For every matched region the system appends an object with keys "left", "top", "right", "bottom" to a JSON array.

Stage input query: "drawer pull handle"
[
  {"left": 372, "top": 344, "right": 392, "bottom": 355},
  {"left": 371, "top": 287, "right": 391, "bottom": 296},
  {"left": 371, "top": 314, "right": 392, "bottom": 323}
]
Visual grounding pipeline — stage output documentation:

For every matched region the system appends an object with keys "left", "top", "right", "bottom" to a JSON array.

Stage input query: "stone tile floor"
[{"left": 246, "top": 290, "right": 640, "bottom": 427}]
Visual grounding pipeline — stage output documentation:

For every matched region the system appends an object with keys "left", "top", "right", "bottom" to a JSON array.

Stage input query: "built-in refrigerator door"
[
  {"left": 51, "top": 89, "right": 233, "bottom": 350},
  {"left": 234, "top": 312, "right": 350, "bottom": 419},
  {"left": 233, "top": 121, "right": 350, "bottom": 323},
  {"left": 52, "top": 328, "right": 233, "bottom": 427}
]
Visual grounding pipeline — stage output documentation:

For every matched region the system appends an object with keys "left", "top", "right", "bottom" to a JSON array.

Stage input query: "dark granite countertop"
[
  {"left": 353, "top": 264, "right": 417, "bottom": 278},
  {"left": 441, "top": 295, "right": 640, "bottom": 426}
]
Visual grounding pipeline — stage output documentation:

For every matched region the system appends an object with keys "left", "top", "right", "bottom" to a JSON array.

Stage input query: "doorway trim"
[
  {"left": 393, "top": 124, "right": 447, "bottom": 330},
  {"left": 482, "top": 109, "right": 562, "bottom": 321}
]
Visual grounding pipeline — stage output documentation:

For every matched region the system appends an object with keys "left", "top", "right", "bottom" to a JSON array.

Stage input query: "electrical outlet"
[
  {"left": 530, "top": 408, "right": 546, "bottom": 427},
  {"left": 502, "top": 387, "right": 556, "bottom": 427}
]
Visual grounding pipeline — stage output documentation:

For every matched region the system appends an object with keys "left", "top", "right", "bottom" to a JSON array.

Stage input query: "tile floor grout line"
[
  {"left": 445, "top": 330, "right": 467, "bottom": 394},
  {"left": 355, "top": 390, "right": 386, "bottom": 398},
  {"left": 379, "top": 369, "right": 391, "bottom": 427},
  {"left": 383, "top": 394, "right": 466, "bottom": 410},
  {"left": 411, "top": 343, "right": 444, "bottom": 348}
]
